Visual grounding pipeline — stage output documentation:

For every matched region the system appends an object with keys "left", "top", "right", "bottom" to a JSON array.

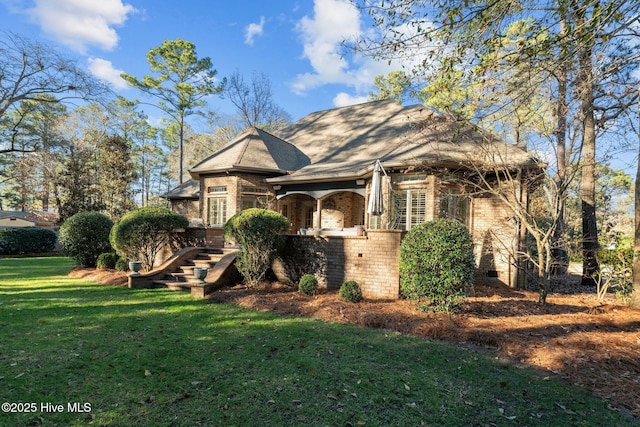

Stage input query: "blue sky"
[{"left": 0, "top": 0, "right": 402, "bottom": 122}]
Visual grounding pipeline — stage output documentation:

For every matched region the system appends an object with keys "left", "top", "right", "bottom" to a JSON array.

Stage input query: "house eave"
[
  {"left": 266, "top": 161, "right": 383, "bottom": 185},
  {"left": 190, "top": 165, "right": 288, "bottom": 179},
  {"left": 161, "top": 194, "right": 199, "bottom": 200},
  {"left": 266, "top": 172, "right": 361, "bottom": 185}
]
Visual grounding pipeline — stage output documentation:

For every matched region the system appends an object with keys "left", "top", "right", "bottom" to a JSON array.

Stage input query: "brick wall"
[
  {"left": 470, "top": 195, "right": 519, "bottom": 287},
  {"left": 171, "top": 199, "right": 199, "bottom": 221},
  {"left": 200, "top": 174, "right": 276, "bottom": 225},
  {"left": 273, "top": 230, "right": 402, "bottom": 300}
]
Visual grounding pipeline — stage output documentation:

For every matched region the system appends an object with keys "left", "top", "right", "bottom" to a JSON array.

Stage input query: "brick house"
[{"left": 164, "top": 100, "right": 542, "bottom": 297}]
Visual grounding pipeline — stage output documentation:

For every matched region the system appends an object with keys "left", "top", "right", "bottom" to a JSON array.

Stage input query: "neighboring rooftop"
[{"left": 0, "top": 210, "right": 59, "bottom": 227}]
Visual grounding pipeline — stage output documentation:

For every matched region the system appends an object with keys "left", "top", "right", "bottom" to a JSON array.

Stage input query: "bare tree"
[
  {"left": 416, "top": 125, "right": 555, "bottom": 303},
  {"left": 633, "top": 89, "right": 640, "bottom": 309},
  {"left": 0, "top": 32, "right": 109, "bottom": 154},
  {"left": 225, "top": 70, "right": 291, "bottom": 131}
]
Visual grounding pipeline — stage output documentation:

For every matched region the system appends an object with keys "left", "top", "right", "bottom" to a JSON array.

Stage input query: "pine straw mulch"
[
  {"left": 68, "top": 267, "right": 129, "bottom": 286},
  {"left": 71, "top": 267, "right": 640, "bottom": 420}
]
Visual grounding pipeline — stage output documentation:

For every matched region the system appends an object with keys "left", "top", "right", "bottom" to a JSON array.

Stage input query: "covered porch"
[{"left": 273, "top": 180, "right": 370, "bottom": 235}]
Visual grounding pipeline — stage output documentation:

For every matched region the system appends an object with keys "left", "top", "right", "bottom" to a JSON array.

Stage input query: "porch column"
[{"left": 315, "top": 198, "right": 322, "bottom": 228}]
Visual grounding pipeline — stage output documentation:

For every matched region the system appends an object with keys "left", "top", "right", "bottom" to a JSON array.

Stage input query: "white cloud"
[
  {"left": 291, "top": 0, "right": 438, "bottom": 103},
  {"left": 87, "top": 57, "right": 128, "bottom": 90},
  {"left": 25, "top": 0, "right": 136, "bottom": 53},
  {"left": 333, "top": 92, "right": 369, "bottom": 107},
  {"left": 291, "top": 0, "right": 397, "bottom": 97},
  {"left": 245, "top": 16, "right": 265, "bottom": 46},
  {"left": 292, "top": 0, "right": 359, "bottom": 92}
]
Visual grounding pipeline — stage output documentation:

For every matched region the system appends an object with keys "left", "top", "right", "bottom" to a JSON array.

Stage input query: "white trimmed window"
[
  {"left": 305, "top": 205, "right": 315, "bottom": 228},
  {"left": 393, "top": 189, "right": 426, "bottom": 230},
  {"left": 393, "top": 174, "right": 426, "bottom": 183},
  {"left": 207, "top": 197, "right": 227, "bottom": 227},
  {"left": 207, "top": 185, "right": 227, "bottom": 194},
  {"left": 206, "top": 185, "right": 228, "bottom": 227}
]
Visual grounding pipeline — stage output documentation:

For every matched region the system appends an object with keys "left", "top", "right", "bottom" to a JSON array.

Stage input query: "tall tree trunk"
[
  {"left": 575, "top": 6, "right": 599, "bottom": 286},
  {"left": 179, "top": 112, "right": 185, "bottom": 185},
  {"left": 552, "top": 20, "right": 568, "bottom": 275},
  {"left": 631, "top": 88, "right": 640, "bottom": 309},
  {"left": 579, "top": 82, "right": 599, "bottom": 284}
]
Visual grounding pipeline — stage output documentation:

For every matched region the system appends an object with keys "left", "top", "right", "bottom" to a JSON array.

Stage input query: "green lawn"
[{"left": 0, "top": 257, "right": 636, "bottom": 426}]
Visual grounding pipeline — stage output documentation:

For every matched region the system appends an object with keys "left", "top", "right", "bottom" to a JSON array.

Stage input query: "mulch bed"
[{"left": 68, "top": 267, "right": 129, "bottom": 286}]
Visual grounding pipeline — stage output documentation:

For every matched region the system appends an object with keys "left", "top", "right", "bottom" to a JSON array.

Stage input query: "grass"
[{"left": 0, "top": 257, "right": 636, "bottom": 426}]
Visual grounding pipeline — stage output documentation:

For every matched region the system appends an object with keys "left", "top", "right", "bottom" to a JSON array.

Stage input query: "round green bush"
[
  {"left": 339, "top": 280, "right": 363, "bottom": 303},
  {"left": 298, "top": 274, "right": 318, "bottom": 295},
  {"left": 400, "top": 219, "right": 475, "bottom": 313},
  {"left": 0, "top": 227, "right": 58, "bottom": 255},
  {"left": 224, "top": 208, "right": 290, "bottom": 287},
  {"left": 115, "top": 257, "right": 129, "bottom": 271},
  {"left": 59, "top": 211, "right": 113, "bottom": 267},
  {"left": 110, "top": 207, "right": 189, "bottom": 271},
  {"left": 97, "top": 252, "right": 118, "bottom": 269}
]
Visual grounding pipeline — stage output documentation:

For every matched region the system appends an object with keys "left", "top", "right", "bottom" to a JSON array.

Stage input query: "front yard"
[{"left": 1, "top": 257, "right": 637, "bottom": 426}]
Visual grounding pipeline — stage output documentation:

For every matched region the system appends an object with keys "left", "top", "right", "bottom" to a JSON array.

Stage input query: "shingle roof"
[
  {"left": 161, "top": 179, "right": 200, "bottom": 199},
  {"left": 165, "top": 100, "right": 541, "bottom": 198},
  {"left": 189, "top": 127, "right": 308, "bottom": 178},
  {"left": 267, "top": 99, "right": 538, "bottom": 183},
  {"left": 275, "top": 99, "right": 415, "bottom": 167}
]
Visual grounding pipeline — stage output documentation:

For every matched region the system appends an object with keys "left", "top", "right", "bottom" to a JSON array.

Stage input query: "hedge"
[{"left": 0, "top": 227, "right": 58, "bottom": 255}]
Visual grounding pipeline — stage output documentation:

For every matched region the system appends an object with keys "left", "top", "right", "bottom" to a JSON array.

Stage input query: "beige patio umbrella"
[{"left": 367, "top": 160, "right": 384, "bottom": 216}]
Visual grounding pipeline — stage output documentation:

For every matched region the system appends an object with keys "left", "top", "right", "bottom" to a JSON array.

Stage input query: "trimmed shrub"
[
  {"left": 115, "top": 257, "right": 129, "bottom": 271},
  {"left": 400, "top": 219, "right": 475, "bottom": 313},
  {"left": 97, "top": 252, "right": 118, "bottom": 269},
  {"left": 339, "top": 280, "right": 363, "bottom": 303},
  {"left": 298, "top": 274, "right": 318, "bottom": 295},
  {"left": 59, "top": 212, "right": 113, "bottom": 267},
  {"left": 224, "top": 208, "right": 290, "bottom": 287},
  {"left": 0, "top": 227, "right": 57, "bottom": 255},
  {"left": 110, "top": 207, "right": 188, "bottom": 272}
]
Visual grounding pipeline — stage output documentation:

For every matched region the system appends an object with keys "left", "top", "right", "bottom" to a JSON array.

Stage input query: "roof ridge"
[
  {"left": 297, "top": 98, "right": 400, "bottom": 117},
  {"left": 234, "top": 127, "right": 259, "bottom": 165},
  {"left": 255, "top": 126, "right": 298, "bottom": 149}
]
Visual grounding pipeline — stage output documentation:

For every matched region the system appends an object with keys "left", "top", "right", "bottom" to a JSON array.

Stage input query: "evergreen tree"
[
  {"left": 121, "top": 39, "right": 225, "bottom": 184},
  {"left": 98, "top": 135, "right": 137, "bottom": 220}
]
